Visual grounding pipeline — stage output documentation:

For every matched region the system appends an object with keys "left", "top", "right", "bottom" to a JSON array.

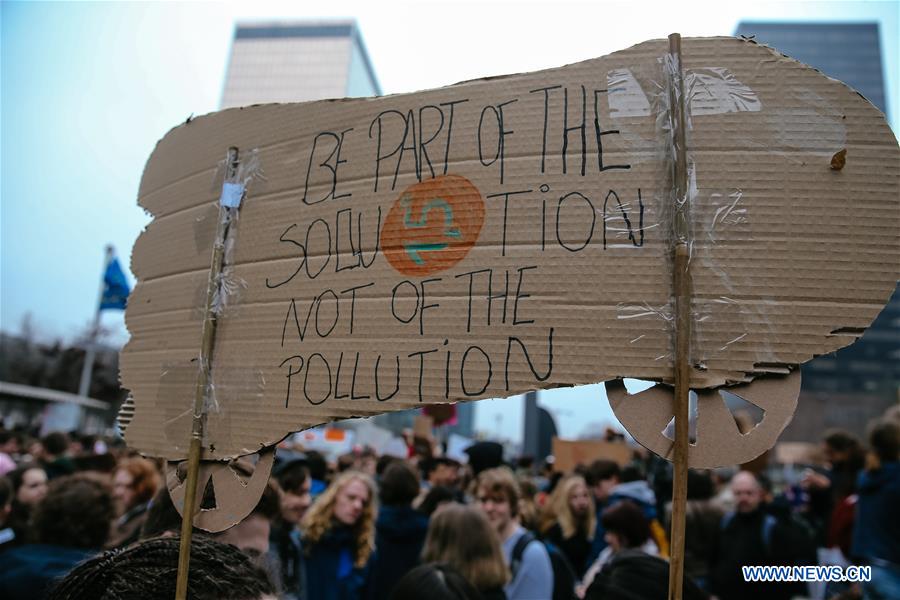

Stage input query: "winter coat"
[
  {"left": 852, "top": 461, "right": 900, "bottom": 565},
  {"left": 543, "top": 522, "right": 592, "bottom": 578},
  {"left": 363, "top": 505, "right": 429, "bottom": 600},
  {"left": 304, "top": 526, "right": 369, "bottom": 600},
  {"left": 0, "top": 543, "right": 96, "bottom": 600}
]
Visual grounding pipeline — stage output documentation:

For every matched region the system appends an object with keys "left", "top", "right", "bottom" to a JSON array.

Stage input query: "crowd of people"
[{"left": 0, "top": 408, "right": 897, "bottom": 600}]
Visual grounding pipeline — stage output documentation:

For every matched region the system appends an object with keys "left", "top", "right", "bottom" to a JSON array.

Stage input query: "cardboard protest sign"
[
  {"left": 552, "top": 438, "right": 632, "bottom": 472},
  {"left": 121, "top": 36, "right": 898, "bottom": 524}
]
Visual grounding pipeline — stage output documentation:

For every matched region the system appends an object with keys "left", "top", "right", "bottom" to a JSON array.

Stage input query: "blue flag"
[{"left": 100, "top": 257, "right": 131, "bottom": 311}]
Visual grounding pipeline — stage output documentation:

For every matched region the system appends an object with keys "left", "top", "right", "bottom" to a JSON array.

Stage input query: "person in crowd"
[
  {"left": 107, "top": 456, "right": 161, "bottom": 548},
  {"left": 365, "top": 461, "right": 430, "bottom": 600},
  {"left": 422, "top": 456, "right": 462, "bottom": 491},
  {"left": 4, "top": 463, "right": 48, "bottom": 547},
  {"left": 0, "top": 476, "right": 14, "bottom": 549},
  {"left": 465, "top": 441, "right": 504, "bottom": 477},
  {"left": 301, "top": 470, "right": 377, "bottom": 600},
  {"left": 802, "top": 429, "right": 866, "bottom": 548},
  {"left": 581, "top": 500, "right": 657, "bottom": 591},
  {"left": 305, "top": 450, "right": 330, "bottom": 498},
  {"left": 271, "top": 458, "right": 313, "bottom": 600},
  {"left": 607, "top": 465, "right": 668, "bottom": 557},
  {"left": 47, "top": 534, "right": 277, "bottom": 600},
  {"left": 216, "top": 468, "right": 282, "bottom": 559},
  {"left": 852, "top": 418, "right": 900, "bottom": 600},
  {"left": 664, "top": 469, "right": 723, "bottom": 591},
  {"left": 422, "top": 503, "right": 509, "bottom": 600},
  {"left": 583, "top": 550, "right": 708, "bottom": 600},
  {"left": 583, "top": 459, "right": 620, "bottom": 565},
  {"left": 542, "top": 475, "right": 595, "bottom": 578},
  {"left": 375, "top": 455, "right": 401, "bottom": 479},
  {"left": 391, "top": 563, "right": 488, "bottom": 600},
  {"left": 476, "top": 467, "right": 552, "bottom": 600},
  {"left": 38, "top": 432, "right": 75, "bottom": 480},
  {"left": 418, "top": 485, "right": 459, "bottom": 517},
  {"left": 0, "top": 430, "right": 21, "bottom": 476},
  {"left": 338, "top": 452, "right": 359, "bottom": 473},
  {"left": 709, "top": 470, "right": 810, "bottom": 600},
  {"left": 0, "top": 472, "right": 115, "bottom": 599},
  {"left": 516, "top": 477, "right": 540, "bottom": 532},
  {"left": 358, "top": 448, "right": 378, "bottom": 476}
]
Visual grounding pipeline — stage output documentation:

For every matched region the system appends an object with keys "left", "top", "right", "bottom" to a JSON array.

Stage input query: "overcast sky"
[{"left": 2, "top": 0, "right": 896, "bottom": 442}]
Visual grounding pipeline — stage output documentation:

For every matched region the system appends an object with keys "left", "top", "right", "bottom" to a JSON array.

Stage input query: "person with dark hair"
[
  {"left": 107, "top": 456, "right": 162, "bottom": 548},
  {"left": 852, "top": 419, "right": 900, "bottom": 600},
  {"left": 709, "top": 471, "right": 811, "bottom": 600},
  {"left": 802, "top": 428, "right": 867, "bottom": 548},
  {"left": 0, "top": 473, "right": 114, "bottom": 599},
  {"left": 606, "top": 465, "right": 668, "bottom": 558},
  {"left": 271, "top": 458, "right": 313, "bottom": 600},
  {"left": 422, "top": 457, "right": 462, "bottom": 491},
  {"left": 465, "top": 441, "right": 504, "bottom": 477},
  {"left": 38, "top": 432, "right": 74, "bottom": 480},
  {"left": 418, "top": 485, "right": 459, "bottom": 517},
  {"left": 583, "top": 459, "right": 621, "bottom": 565},
  {"left": 391, "top": 563, "right": 486, "bottom": 600},
  {"left": 305, "top": 450, "right": 330, "bottom": 498},
  {"left": 583, "top": 550, "right": 708, "bottom": 600},
  {"left": 581, "top": 500, "right": 657, "bottom": 590},
  {"left": 3, "top": 463, "right": 48, "bottom": 547},
  {"left": 47, "top": 534, "right": 276, "bottom": 600},
  {"left": 365, "top": 461, "right": 430, "bottom": 599},
  {"left": 376, "top": 454, "right": 402, "bottom": 478}
]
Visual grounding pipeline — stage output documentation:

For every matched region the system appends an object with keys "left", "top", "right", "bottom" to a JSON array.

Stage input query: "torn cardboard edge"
[{"left": 121, "top": 35, "right": 900, "bottom": 480}]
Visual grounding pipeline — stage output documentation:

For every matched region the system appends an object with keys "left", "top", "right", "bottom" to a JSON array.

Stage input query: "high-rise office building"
[
  {"left": 734, "top": 22, "right": 899, "bottom": 442},
  {"left": 221, "top": 20, "right": 381, "bottom": 109}
]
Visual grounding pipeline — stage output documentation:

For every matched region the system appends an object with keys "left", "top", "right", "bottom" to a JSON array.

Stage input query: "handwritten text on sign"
[{"left": 263, "top": 85, "right": 647, "bottom": 408}]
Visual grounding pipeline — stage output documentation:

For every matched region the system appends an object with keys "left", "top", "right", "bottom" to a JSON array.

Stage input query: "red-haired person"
[{"left": 107, "top": 457, "right": 161, "bottom": 548}]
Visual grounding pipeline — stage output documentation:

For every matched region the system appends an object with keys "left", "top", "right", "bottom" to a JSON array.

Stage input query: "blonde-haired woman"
[
  {"left": 422, "top": 503, "right": 509, "bottom": 600},
  {"left": 301, "top": 471, "right": 377, "bottom": 600},
  {"left": 541, "top": 475, "right": 595, "bottom": 578}
]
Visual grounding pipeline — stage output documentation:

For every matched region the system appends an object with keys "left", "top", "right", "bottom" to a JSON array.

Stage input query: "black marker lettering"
[
  {"left": 375, "top": 354, "right": 400, "bottom": 401},
  {"left": 460, "top": 346, "right": 492, "bottom": 396},
  {"left": 512, "top": 266, "right": 537, "bottom": 325}
]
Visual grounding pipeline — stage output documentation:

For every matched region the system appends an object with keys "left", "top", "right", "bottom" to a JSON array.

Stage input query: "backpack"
[
  {"left": 510, "top": 531, "right": 578, "bottom": 600},
  {"left": 721, "top": 511, "right": 777, "bottom": 552}
]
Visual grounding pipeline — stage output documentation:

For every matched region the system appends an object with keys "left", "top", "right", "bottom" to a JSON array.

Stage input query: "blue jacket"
[
  {"left": 852, "top": 462, "right": 900, "bottom": 565},
  {"left": 0, "top": 544, "right": 96, "bottom": 600},
  {"left": 304, "top": 526, "right": 370, "bottom": 600},
  {"left": 364, "top": 505, "right": 429, "bottom": 600}
]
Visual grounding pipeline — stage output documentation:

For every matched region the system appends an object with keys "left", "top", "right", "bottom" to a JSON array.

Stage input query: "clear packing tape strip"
[
  {"left": 608, "top": 46, "right": 801, "bottom": 468},
  {"left": 610, "top": 53, "right": 787, "bottom": 377}
]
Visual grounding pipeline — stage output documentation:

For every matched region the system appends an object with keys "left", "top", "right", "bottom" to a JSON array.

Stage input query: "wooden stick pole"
[
  {"left": 667, "top": 33, "right": 691, "bottom": 600},
  {"left": 175, "top": 147, "right": 240, "bottom": 600}
]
